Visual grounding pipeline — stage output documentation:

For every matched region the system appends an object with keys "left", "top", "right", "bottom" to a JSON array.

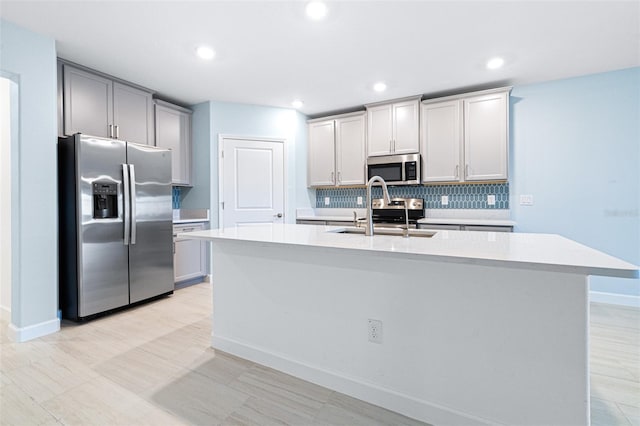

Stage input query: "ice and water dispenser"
[{"left": 92, "top": 182, "right": 118, "bottom": 219}]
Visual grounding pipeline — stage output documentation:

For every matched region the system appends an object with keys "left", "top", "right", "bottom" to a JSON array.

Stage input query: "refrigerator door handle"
[
  {"left": 129, "top": 164, "right": 137, "bottom": 245},
  {"left": 122, "top": 163, "right": 131, "bottom": 245}
]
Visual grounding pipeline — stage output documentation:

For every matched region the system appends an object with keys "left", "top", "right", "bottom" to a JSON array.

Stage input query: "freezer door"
[
  {"left": 127, "top": 142, "right": 174, "bottom": 303},
  {"left": 77, "top": 135, "right": 130, "bottom": 317}
]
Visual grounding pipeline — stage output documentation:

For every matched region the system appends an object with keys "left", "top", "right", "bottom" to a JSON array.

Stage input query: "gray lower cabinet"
[
  {"left": 326, "top": 221, "right": 352, "bottom": 226},
  {"left": 155, "top": 100, "right": 192, "bottom": 186},
  {"left": 296, "top": 219, "right": 352, "bottom": 226},
  {"left": 61, "top": 63, "right": 154, "bottom": 145},
  {"left": 417, "top": 223, "right": 462, "bottom": 231},
  {"left": 418, "top": 223, "right": 513, "bottom": 232},
  {"left": 463, "top": 225, "right": 513, "bottom": 232},
  {"left": 296, "top": 220, "right": 325, "bottom": 225},
  {"left": 173, "top": 223, "right": 207, "bottom": 283},
  {"left": 299, "top": 219, "right": 513, "bottom": 232}
]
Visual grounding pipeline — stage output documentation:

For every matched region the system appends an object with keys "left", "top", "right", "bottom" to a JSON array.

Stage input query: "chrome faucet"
[
  {"left": 400, "top": 199, "right": 410, "bottom": 238},
  {"left": 365, "top": 176, "right": 391, "bottom": 236}
]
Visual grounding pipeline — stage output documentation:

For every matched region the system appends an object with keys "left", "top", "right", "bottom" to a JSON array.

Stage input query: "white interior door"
[{"left": 220, "top": 137, "right": 285, "bottom": 228}]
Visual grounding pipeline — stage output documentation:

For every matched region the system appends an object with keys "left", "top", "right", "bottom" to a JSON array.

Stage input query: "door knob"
[{"left": 275, "top": 213, "right": 283, "bottom": 218}]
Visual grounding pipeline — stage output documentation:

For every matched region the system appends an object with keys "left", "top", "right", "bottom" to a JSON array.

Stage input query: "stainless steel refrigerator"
[{"left": 58, "top": 133, "right": 174, "bottom": 321}]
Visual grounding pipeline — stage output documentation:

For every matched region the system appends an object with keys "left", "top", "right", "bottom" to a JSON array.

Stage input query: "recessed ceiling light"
[
  {"left": 306, "top": 1, "right": 328, "bottom": 20},
  {"left": 486, "top": 57, "right": 504, "bottom": 70},
  {"left": 196, "top": 45, "right": 215, "bottom": 60},
  {"left": 373, "top": 82, "right": 387, "bottom": 92},
  {"left": 292, "top": 99, "right": 304, "bottom": 108}
]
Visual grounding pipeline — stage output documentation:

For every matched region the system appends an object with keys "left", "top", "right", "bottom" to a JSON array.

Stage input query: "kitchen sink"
[{"left": 329, "top": 227, "right": 437, "bottom": 238}]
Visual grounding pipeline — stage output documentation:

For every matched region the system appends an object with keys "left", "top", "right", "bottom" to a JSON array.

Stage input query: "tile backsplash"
[
  {"left": 172, "top": 187, "right": 181, "bottom": 209},
  {"left": 315, "top": 183, "right": 509, "bottom": 209}
]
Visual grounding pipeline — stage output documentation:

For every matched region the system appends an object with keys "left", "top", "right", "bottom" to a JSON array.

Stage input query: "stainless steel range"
[{"left": 371, "top": 198, "right": 425, "bottom": 229}]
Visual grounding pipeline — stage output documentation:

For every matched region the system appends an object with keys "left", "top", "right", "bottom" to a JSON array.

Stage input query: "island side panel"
[{"left": 210, "top": 239, "right": 589, "bottom": 426}]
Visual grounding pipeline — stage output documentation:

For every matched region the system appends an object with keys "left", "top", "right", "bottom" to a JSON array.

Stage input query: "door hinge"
[
  {"left": 221, "top": 150, "right": 224, "bottom": 158},
  {"left": 221, "top": 201, "right": 224, "bottom": 210}
]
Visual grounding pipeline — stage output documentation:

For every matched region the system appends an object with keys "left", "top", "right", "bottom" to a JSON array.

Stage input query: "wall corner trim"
[
  {"left": 7, "top": 317, "right": 60, "bottom": 342},
  {"left": 590, "top": 291, "right": 640, "bottom": 308}
]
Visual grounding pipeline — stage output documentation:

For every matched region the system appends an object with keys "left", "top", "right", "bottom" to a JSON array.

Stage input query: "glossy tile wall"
[
  {"left": 316, "top": 183, "right": 509, "bottom": 209},
  {"left": 172, "top": 187, "right": 181, "bottom": 209}
]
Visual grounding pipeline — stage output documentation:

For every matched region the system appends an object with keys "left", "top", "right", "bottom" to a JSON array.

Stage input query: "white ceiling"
[{"left": 1, "top": 1, "right": 638, "bottom": 116}]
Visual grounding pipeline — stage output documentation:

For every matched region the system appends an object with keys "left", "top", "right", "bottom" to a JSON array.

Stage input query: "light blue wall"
[
  {"left": 181, "top": 101, "right": 211, "bottom": 209},
  {"left": 0, "top": 20, "right": 59, "bottom": 329},
  {"left": 205, "top": 101, "right": 313, "bottom": 227},
  {"left": 510, "top": 67, "right": 640, "bottom": 297}
]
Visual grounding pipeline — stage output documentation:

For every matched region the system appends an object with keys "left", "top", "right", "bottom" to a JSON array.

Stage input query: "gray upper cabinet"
[
  {"left": 307, "top": 112, "right": 366, "bottom": 187},
  {"left": 366, "top": 97, "right": 420, "bottom": 157},
  {"left": 62, "top": 63, "right": 154, "bottom": 145},
  {"left": 63, "top": 65, "right": 113, "bottom": 138},
  {"left": 154, "top": 100, "right": 192, "bottom": 186},
  {"left": 420, "top": 87, "right": 510, "bottom": 183},
  {"left": 112, "top": 82, "right": 154, "bottom": 145},
  {"left": 307, "top": 119, "right": 336, "bottom": 186}
]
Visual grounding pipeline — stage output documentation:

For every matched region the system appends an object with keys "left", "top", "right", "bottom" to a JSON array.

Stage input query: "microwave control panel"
[{"left": 405, "top": 161, "right": 417, "bottom": 181}]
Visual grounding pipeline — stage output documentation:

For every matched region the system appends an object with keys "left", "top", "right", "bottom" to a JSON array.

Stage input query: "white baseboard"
[
  {"left": 212, "top": 335, "right": 492, "bottom": 426},
  {"left": 590, "top": 291, "right": 640, "bottom": 308},
  {"left": 0, "top": 305, "right": 10, "bottom": 322},
  {"left": 7, "top": 317, "right": 60, "bottom": 342}
]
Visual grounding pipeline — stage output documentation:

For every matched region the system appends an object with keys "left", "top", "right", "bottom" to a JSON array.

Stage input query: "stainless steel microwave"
[{"left": 367, "top": 153, "right": 421, "bottom": 185}]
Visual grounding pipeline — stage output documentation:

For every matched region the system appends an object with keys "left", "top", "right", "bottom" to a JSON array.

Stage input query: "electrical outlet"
[
  {"left": 324, "top": 197, "right": 330, "bottom": 206},
  {"left": 487, "top": 194, "right": 496, "bottom": 206},
  {"left": 368, "top": 319, "right": 383, "bottom": 344},
  {"left": 520, "top": 195, "right": 534, "bottom": 206},
  {"left": 441, "top": 195, "right": 449, "bottom": 206},
  {"left": 357, "top": 196, "right": 363, "bottom": 205}
]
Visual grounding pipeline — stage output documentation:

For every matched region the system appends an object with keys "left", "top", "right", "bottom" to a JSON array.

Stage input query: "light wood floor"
[{"left": 1, "top": 282, "right": 638, "bottom": 425}]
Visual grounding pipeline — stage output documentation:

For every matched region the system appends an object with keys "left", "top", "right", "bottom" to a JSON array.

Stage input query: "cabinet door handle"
[
  {"left": 330, "top": 171, "right": 335, "bottom": 183},
  {"left": 465, "top": 164, "right": 470, "bottom": 178},
  {"left": 393, "top": 139, "right": 396, "bottom": 152},
  {"left": 115, "top": 125, "right": 120, "bottom": 139},
  {"left": 337, "top": 171, "right": 342, "bottom": 183},
  {"left": 389, "top": 139, "right": 392, "bottom": 153},
  {"left": 109, "top": 124, "right": 114, "bottom": 138},
  {"left": 455, "top": 165, "right": 459, "bottom": 179}
]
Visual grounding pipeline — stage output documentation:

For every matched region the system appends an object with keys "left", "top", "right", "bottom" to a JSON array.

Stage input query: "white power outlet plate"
[
  {"left": 368, "top": 319, "right": 383, "bottom": 344},
  {"left": 441, "top": 195, "right": 449, "bottom": 206},
  {"left": 324, "top": 197, "right": 330, "bottom": 206},
  {"left": 520, "top": 194, "right": 534, "bottom": 206},
  {"left": 357, "top": 196, "right": 363, "bottom": 205},
  {"left": 487, "top": 194, "right": 496, "bottom": 206}
]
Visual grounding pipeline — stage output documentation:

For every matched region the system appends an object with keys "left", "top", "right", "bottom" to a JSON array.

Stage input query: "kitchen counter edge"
[{"left": 178, "top": 224, "right": 638, "bottom": 279}]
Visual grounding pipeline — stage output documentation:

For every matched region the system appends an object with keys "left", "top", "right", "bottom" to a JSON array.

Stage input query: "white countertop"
[
  {"left": 173, "top": 208, "right": 210, "bottom": 224},
  {"left": 180, "top": 224, "right": 638, "bottom": 278}
]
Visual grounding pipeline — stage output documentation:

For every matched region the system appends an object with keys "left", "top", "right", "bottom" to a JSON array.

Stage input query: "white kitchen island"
[{"left": 180, "top": 224, "right": 638, "bottom": 426}]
